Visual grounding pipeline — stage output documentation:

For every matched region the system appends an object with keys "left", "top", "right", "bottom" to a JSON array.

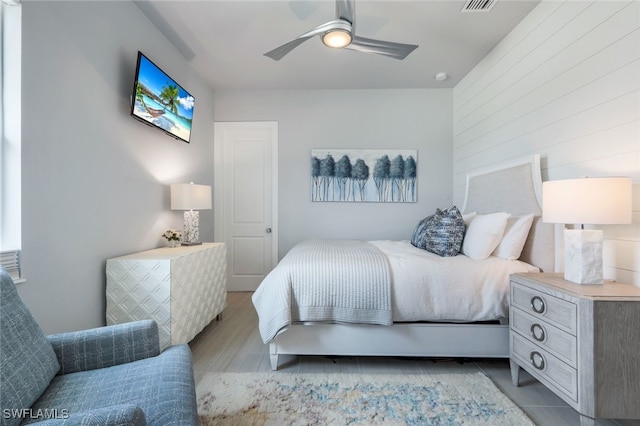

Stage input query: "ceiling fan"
[{"left": 264, "top": 0, "right": 418, "bottom": 61}]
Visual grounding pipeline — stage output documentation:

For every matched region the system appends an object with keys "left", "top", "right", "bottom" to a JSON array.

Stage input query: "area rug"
[{"left": 196, "top": 372, "right": 534, "bottom": 425}]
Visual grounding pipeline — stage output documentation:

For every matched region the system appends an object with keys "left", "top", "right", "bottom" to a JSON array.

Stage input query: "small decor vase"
[{"left": 168, "top": 240, "right": 180, "bottom": 248}]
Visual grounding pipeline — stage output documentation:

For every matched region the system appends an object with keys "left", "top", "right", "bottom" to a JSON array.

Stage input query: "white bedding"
[
  {"left": 252, "top": 240, "right": 392, "bottom": 343},
  {"left": 369, "top": 240, "right": 539, "bottom": 322}
]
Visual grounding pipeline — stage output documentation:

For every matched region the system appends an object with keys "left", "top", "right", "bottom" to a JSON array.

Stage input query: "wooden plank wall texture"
[{"left": 453, "top": 0, "right": 639, "bottom": 285}]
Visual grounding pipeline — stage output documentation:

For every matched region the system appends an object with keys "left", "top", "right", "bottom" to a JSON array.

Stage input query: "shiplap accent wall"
[{"left": 453, "top": 0, "right": 640, "bottom": 285}]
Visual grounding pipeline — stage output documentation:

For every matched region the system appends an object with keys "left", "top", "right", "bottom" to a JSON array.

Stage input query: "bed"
[{"left": 253, "top": 154, "right": 556, "bottom": 370}]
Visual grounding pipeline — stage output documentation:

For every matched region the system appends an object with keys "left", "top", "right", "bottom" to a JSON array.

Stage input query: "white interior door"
[{"left": 214, "top": 122, "right": 278, "bottom": 291}]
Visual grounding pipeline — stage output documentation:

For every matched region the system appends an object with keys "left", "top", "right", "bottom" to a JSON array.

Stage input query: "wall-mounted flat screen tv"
[{"left": 130, "top": 51, "right": 195, "bottom": 143}]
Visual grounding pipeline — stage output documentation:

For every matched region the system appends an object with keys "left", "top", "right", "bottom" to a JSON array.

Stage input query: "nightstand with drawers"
[{"left": 509, "top": 273, "right": 640, "bottom": 426}]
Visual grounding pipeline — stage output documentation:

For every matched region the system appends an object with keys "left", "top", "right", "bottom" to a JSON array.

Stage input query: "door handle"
[{"left": 266, "top": 228, "right": 272, "bottom": 233}]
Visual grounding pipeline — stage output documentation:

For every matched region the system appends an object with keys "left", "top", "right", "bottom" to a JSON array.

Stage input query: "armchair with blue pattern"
[{"left": 0, "top": 268, "right": 199, "bottom": 426}]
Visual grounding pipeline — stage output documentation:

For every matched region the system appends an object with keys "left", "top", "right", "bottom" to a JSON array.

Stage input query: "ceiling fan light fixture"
[
  {"left": 263, "top": 0, "right": 418, "bottom": 61},
  {"left": 322, "top": 29, "right": 352, "bottom": 48}
]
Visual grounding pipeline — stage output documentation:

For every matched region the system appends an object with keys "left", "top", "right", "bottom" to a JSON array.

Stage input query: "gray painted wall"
[
  {"left": 213, "top": 89, "right": 453, "bottom": 258},
  {"left": 19, "top": 3, "right": 452, "bottom": 333},
  {"left": 20, "top": 1, "right": 215, "bottom": 333}
]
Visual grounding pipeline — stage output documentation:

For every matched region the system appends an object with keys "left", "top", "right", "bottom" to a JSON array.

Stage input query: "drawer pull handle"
[
  {"left": 530, "top": 351, "right": 545, "bottom": 370},
  {"left": 530, "top": 323, "right": 546, "bottom": 342},
  {"left": 530, "top": 296, "right": 546, "bottom": 314}
]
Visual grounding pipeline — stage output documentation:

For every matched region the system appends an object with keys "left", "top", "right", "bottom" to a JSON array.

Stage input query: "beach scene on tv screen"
[{"left": 132, "top": 54, "right": 194, "bottom": 142}]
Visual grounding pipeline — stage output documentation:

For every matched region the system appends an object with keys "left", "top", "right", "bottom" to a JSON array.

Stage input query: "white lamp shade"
[
  {"left": 170, "top": 183, "right": 212, "bottom": 210},
  {"left": 542, "top": 177, "right": 632, "bottom": 225}
]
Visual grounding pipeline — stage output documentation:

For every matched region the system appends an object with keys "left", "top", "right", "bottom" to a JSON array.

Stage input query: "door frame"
[{"left": 213, "top": 121, "right": 279, "bottom": 284}]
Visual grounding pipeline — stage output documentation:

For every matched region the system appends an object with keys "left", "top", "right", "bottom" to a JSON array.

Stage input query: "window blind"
[{"left": 0, "top": 250, "right": 21, "bottom": 280}]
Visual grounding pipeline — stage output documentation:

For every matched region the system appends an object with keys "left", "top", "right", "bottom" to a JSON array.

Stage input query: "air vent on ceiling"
[{"left": 461, "top": 0, "right": 497, "bottom": 12}]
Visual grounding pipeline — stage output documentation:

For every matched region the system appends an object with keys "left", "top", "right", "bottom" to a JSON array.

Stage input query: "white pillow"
[
  {"left": 493, "top": 213, "right": 535, "bottom": 260},
  {"left": 462, "top": 212, "right": 476, "bottom": 226},
  {"left": 462, "top": 212, "right": 510, "bottom": 260}
]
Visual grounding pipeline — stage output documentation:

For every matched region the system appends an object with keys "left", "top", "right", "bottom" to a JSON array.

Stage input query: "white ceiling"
[{"left": 135, "top": 0, "right": 540, "bottom": 90}]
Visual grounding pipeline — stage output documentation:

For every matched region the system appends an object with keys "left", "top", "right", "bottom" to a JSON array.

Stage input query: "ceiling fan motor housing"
[{"left": 321, "top": 20, "right": 353, "bottom": 48}]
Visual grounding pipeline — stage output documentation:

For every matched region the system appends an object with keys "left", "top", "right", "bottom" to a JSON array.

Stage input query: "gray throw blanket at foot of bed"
[{"left": 252, "top": 240, "right": 392, "bottom": 343}]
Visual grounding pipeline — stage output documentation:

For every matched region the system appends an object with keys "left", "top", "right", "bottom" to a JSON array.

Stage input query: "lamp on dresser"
[
  {"left": 170, "top": 182, "right": 212, "bottom": 245},
  {"left": 542, "top": 176, "right": 632, "bottom": 284}
]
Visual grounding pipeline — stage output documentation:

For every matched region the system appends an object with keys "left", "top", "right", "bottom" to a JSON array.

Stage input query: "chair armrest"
[
  {"left": 31, "top": 404, "right": 146, "bottom": 425},
  {"left": 48, "top": 320, "right": 160, "bottom": 374}
]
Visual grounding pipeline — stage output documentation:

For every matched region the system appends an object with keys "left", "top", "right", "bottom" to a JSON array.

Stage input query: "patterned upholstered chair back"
[{"left": 0, "top": 269, "right": 60, "bottom": 426}]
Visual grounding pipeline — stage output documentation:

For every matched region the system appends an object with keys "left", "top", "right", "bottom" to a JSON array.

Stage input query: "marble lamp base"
[
  {"left": 182, "top": 210, "right": 201, "bottom": 245},
  {"left": 564, "top": 229, "right": 603, "bottom": 285}
]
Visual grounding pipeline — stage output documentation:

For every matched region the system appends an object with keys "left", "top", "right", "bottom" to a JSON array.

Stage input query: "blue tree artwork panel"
[{"left": 311, "top": 149, "right": 417, "bottom": 203}]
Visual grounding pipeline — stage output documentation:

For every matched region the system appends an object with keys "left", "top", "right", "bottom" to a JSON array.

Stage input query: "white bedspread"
[
  {"left": 253, "top": 239, "right": 539, "bottom": 343},
  {"left": 369, "top": 240, "right": 539, "bottom": 322},
  {"left": 252, "top": 240, "right": 392, "bottom": 343}
]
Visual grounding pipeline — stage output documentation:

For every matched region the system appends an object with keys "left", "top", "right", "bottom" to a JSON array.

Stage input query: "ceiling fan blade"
[
  {"left": 346, "top": 36, "right": 418, "bottom": 60},
  {"left": 335, "top": 0, "right": 355, "bottom": 26},
  {"left": 264, "top": 37, "right": 314, "bottom": 61},
  {"left": 264, "top": 20, "right": 349, "bottom": 61}
]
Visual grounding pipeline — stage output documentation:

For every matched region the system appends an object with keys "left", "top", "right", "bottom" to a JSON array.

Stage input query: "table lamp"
[
  {"left": 170, "top": 182, "right": 212, "bottom": 245},
  {"left": 542, "top": 177, "right": 632, "bottom": 284}
]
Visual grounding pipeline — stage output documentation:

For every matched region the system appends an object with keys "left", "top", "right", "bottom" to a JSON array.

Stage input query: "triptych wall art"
[{"left": 311, "top": 149, "right": 417, "bottom": 203}]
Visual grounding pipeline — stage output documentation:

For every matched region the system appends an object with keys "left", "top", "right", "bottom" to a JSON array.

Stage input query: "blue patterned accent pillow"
[{"left": 410, "top": 207, "right": 465, "bottom": 257}]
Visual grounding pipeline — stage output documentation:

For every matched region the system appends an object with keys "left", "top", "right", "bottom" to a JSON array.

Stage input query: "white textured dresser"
[
  {"left": 106, "top": 243, "right": 227, "bottom": 350},
  {"left": 510, "top": 273, "right": 640, "bottom": 426}
]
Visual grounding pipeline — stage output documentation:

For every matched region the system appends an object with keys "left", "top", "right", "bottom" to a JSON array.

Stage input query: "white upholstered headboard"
[{"left": 462, "top": 155, "right": 555, "bottom": 272}]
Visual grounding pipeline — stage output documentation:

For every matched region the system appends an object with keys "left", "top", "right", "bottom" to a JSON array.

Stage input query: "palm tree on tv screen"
[
  {"left": 135, "top": 83, "right": 144, "bottom": 103},
  {"left": 159, "top": 84, "right": 180, "bottom": 114}
]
